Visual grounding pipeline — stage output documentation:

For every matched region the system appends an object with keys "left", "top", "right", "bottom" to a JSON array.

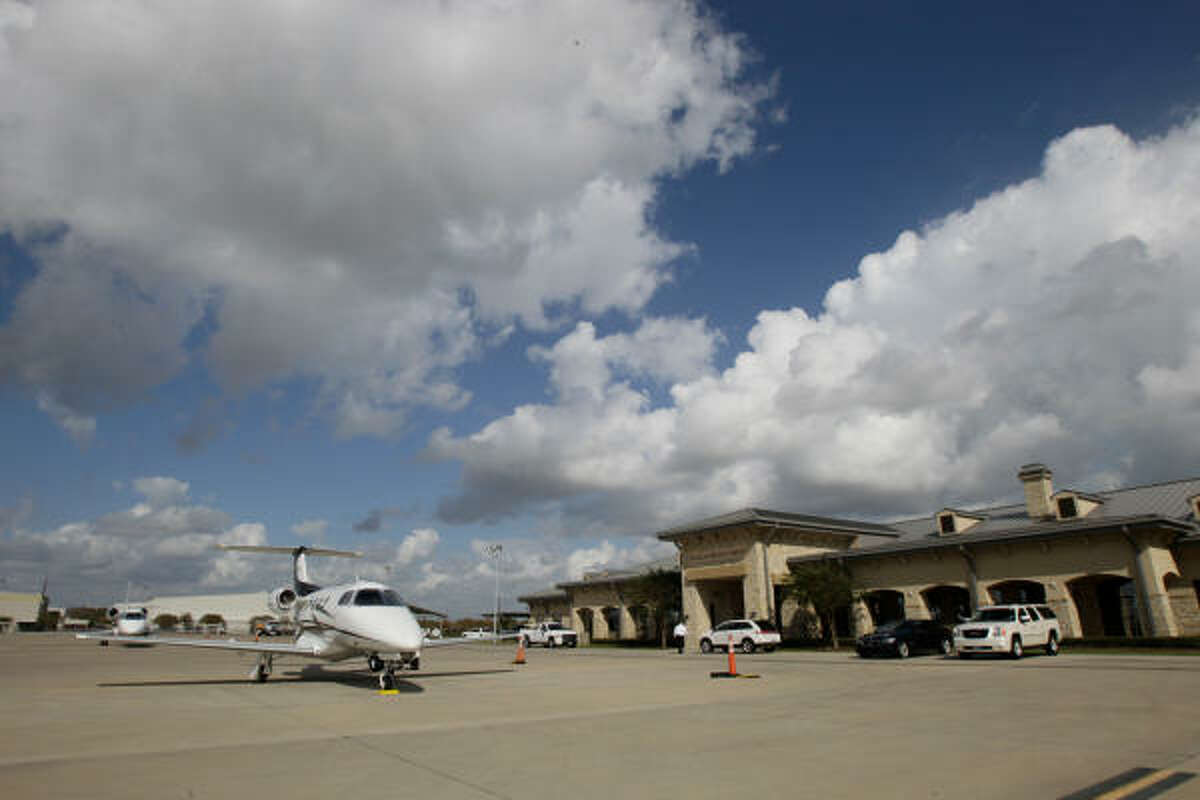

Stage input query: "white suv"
[
  {"left": 699, "top": 619, "right": 781, "bottom": 654},
  {"left": 953, "top": 604, "right": 1061, "bottom": 659}
]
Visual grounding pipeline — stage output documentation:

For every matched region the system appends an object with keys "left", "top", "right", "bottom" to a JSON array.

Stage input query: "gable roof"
[{"left": 792, "top": 476, "right": 1200, "bottom": 564}]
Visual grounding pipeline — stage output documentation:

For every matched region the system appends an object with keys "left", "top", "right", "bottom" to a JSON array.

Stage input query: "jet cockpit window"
[
  {"left": 122, "top": 611, "right": 145, "bottom": 620},
  {"left": 352, "top": 589, "right": 405, "bottom": 606}
]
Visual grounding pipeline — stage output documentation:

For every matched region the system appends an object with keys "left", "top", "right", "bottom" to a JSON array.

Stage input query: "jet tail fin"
[{"left": 217, "top": 544, "right": 361, "bottom": 596}]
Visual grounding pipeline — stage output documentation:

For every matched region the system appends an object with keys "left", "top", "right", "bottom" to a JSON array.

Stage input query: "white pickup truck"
[
  {"left": 520, "top": 621, "right": 578, "bottom": 648},
  {"left": 953, "top": 604, "right": 1062, "bottom": 658}
]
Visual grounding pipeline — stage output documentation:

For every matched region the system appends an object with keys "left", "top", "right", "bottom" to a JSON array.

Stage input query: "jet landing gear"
[
  {"left": 367, "top": 654, "right": 417, "bottom": 690},
  {"left": 250, "top": 653, "right": 274, "bottom": 683}
]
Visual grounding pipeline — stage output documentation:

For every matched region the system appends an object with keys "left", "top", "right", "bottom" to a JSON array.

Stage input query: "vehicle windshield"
[
  {"left": 545, "top": 622, "right": 563, "bottom": 630},
  {"left": 122, "top": 611, "right": 145, "bottom": 620},
  {"left": 352, "top": 588, "right": 405, "bottom": 606},
  {"left": 973, "top": 608, "right": 1016, "bottom": 622},
  {"left": 873, "top": 621, "right": 904, "bottom": 632},
  {"left": 754, "top": 621, "right": 777, "bottom": 632}
]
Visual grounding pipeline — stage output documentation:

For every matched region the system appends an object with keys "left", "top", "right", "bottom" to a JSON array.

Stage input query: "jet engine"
[
  {"left": 106, "top": 606, "right": 120, "bottom": 621},
  {"left": 268, "top": 587, "right": 297, "bottom": 615}
]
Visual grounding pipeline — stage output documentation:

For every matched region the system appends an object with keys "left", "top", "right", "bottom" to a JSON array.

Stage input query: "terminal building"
[{"left": 521, "top": 465, "right": 1200, "bottom": 651}]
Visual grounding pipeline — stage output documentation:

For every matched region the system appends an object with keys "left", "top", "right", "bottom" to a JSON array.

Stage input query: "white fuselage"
[
  {"left": 289, "top": 580, "right": 425, "bottom": 662},
  {"left": 114, "top": 609, "right": 150, "bottom": 636}
]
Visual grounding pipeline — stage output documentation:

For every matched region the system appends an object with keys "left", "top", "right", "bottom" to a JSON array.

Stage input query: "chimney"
[{"left": 1018, "top": 463, "right": 1054, "bottom": 519}]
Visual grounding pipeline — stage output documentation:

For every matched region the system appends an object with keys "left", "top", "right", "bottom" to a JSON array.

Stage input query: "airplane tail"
[{"left": 217, "top": 545, "right": 361, "bottom": 597}]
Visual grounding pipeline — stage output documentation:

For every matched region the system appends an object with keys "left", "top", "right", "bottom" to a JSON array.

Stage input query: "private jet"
[{"left": 77, "top": 545, "right": 514, "bottom": 689}]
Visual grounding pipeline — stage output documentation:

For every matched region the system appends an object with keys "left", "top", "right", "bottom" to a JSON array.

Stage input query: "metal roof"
[
  {"left": 789, "top": 514, "right": 1195, "bottom": 566},
  {"left": 555, "top": 555, "right": 679, "bottom": 589},
  {"left": 656, "top": 507, "right": 899, "bottom": 541},
  {"left": 882, "top": 475, "right": 1200, "bottom": 544}
]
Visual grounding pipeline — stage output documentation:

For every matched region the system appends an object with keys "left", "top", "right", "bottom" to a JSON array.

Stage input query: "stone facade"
[{"left": 520, "top": 468, "right": 1200, "bottom": 647}]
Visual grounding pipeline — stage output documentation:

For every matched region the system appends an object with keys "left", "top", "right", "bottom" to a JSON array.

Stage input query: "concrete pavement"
[{"left": 1, "top": 634, "right": 1197, "bottom": 799}]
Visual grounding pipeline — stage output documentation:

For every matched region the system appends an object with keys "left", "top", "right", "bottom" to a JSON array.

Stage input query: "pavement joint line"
[{"left": 341, "top": 734, "right": 512, "bottom": 800}]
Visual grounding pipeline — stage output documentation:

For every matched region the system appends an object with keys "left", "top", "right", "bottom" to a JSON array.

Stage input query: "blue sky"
[{"left": 2, "top": 1, "right": 1199, "bottom": 614}]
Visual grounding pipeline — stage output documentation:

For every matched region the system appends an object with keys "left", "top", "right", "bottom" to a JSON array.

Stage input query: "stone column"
[
  {"left": 592, "top": 607, "right": 610, "bottom": 640},
  {"left": 618, "top": 604, "right": 636, "bottom": 640},
  {"left": 1128, "top": 534, "right": 1180, "bottom": 637},
  {"left": 958, "top": 546, "right": 984, "bottom": 613},
  {"left": 851, "top": 597, "right": 872, "bottom": 637},
  {"left": 682, "top": 579, "right": 706, "bottom": 652},
  {"left": 742, "top": 565, "right": 769, "bottom": 624}
]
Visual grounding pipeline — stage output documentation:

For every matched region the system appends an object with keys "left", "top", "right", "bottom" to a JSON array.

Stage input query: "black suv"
[{"left": 856, "top": 619, "right": 953, "bottom": 658}]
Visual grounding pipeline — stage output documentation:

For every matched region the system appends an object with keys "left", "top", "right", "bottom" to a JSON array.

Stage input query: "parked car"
[
  {"left": 953, "top": 604, "right": 1061, "bottom": 659},
  {"left": 699, "top": 619, "right": 781, "bottom": 654},
  {"left": 462, "top": 628, "right": 490, "bottom": 639},
  {"left": 856, "top": 619, "right": 953, "bottom": 658}
]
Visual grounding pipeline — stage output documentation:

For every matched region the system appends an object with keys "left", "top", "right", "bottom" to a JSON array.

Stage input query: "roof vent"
[
  {"left": 1018, "top": 463, "right": 1054, "bottom": 520},
  {"left": 1051, "top": 490, "right": 1103, "bottom": 520},
  {"left": 935, "top": 508, "right": 984, "bottom": 536}
]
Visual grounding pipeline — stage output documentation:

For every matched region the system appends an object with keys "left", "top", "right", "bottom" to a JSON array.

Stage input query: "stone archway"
[
  {"left": 988, "top": 580, "right": 1047, "bottom": 605},
  {"left": 863, "top": 589, "right": 905, "bottom": 626},
  {"left": 1068, "top": 575, "right": 1139, "bottom": 637},
  {"left": 922, "top": 585, "right": 970, "bottom": 623},
  {"left": 1164, "top": 573, "right": 1200, "bottom": 636},
  {"left": 601, "top": 606, "right": 622, "bottom": 641}
]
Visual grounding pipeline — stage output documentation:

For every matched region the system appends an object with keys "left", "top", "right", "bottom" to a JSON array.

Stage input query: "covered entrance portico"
[{"left": 659, "top": 508, "right": 900, "bottom": 652}]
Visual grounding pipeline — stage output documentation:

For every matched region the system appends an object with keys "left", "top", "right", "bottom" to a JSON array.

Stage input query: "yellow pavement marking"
[{"left": 1094, "top": 769, "right": 1174, "bottom": 800}]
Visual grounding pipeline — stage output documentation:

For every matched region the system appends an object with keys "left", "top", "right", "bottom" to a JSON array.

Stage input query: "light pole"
[{"left": 486, "top": 544, "right": 502, "bottom": 642}]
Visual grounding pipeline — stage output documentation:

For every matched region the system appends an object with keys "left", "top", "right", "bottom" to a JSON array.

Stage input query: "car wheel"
[
  {"left": 857, "top": 649, "right": 869, "bottom": 658},
  {"left": 1045, "top": 632, "right": 1059, "bottom": 656},
  {"left": 741, "top": 638, "right": 755, "bottom": 654},
  {"left": 700, "top": 638, "right": 713, "bottom": 654},
  {"left": 547, "top": 637, "right": 556, "bottom": 648},
  {"left": 764, "top": 646, "right": 776, "bottom": 653},
  {"left": 1010, "top": 635, "right": 1023, "bottom": 659},
  {"left": 568, "top": 639, "right": 577, "bottom": 648},
  {"left": 940, "top": 638, "right": 953, "bottom": 656},
  {"left": 896, "top": 641, "right": 910, "bottom": 659}
]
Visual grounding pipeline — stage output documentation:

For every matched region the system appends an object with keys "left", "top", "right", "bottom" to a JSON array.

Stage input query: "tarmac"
[{"left": 2, "top": 633, "right": 1199, "bottom": 799}]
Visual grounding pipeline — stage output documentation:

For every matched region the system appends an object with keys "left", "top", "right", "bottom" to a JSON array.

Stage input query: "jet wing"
[
  {"left": 76, "top": 631, "right": 320, "bottom": 656},
  {"left": 422, "top": 633, "right": 521, "bottom": 647},
  {"left": 407, "top": 604, "right": 447, "bottom": 618}
]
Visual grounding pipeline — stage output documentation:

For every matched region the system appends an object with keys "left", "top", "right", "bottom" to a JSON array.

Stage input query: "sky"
[{"left": 2, "top": 1, "right": 1200, "bottom": 616}]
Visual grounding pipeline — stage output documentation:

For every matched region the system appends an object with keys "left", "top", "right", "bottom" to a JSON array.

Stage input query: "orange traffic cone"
[
  {"left": 727, "top": 636, "right": 737, "bottom": 676},
  {"left": 513, "top": 636, "right": 526, "bottom": 665}
]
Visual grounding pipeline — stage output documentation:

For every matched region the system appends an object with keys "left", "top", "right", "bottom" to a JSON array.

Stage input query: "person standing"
[{"left": 673, "top": 617, "right": 687, "bottom": 654}]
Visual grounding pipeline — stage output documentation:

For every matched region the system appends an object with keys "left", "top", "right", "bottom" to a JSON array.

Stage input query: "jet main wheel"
[{"left": 254, "top": 664, "right": 269, "bottom": 683}]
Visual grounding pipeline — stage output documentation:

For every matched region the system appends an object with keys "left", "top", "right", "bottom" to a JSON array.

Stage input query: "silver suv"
[{"left": 953, "top": 604, "right": 1061, "bottom": 659}]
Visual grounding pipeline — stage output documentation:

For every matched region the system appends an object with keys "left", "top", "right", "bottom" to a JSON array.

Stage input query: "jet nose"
[{"left": 372, "top": 609, "right": 424, "bottom": 652}]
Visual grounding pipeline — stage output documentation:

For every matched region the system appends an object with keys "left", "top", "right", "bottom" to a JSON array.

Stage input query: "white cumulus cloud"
[
  {"left": 0, "top": 0, "right": 774, "bottom": 440},
  {"left": 432, "top": 118, "right": 1200, "bottom": 525}
]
